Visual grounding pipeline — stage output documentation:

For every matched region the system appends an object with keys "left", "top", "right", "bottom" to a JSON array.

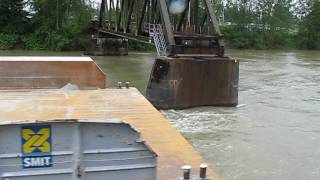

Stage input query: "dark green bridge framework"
[{"left": 95, "top": 0, "right": 225, "bottom": 57}]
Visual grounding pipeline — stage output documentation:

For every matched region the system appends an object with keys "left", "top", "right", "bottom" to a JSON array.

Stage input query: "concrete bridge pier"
[
  {"left": 85, "top": 37, "right": 128, "bottom": 56},
  {"left": 146, "top": 57, "right": 239, "bottom": 109}
]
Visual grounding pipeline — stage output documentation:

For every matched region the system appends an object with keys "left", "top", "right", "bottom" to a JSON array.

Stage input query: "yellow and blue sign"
[{"left": 21, "top": 125, "right": 52, "bottom": 168}]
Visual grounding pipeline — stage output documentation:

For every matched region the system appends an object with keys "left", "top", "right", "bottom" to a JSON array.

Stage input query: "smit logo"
[
  {"left": 21, "top": 125, "right": 53, "bottom": 168},
  {"left": 22, "top": 125, "right": 51, "bottom": 154}
]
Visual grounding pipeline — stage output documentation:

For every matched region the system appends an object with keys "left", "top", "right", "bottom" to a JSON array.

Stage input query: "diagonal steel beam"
[
  {"left": 158, "top": 0, "right": 175, "bottom": 48},
  {"left": 203, "top": 0, "right": 224, "bottom": 56},
  {"left": 203, "top": 0, "right": 222, "bottom": 36},
  {"left": 138, "top": 0, "right": 149, "bottom": 35},
  {"left": 126, "top": 0, "right": 135, "bottom": 33}
]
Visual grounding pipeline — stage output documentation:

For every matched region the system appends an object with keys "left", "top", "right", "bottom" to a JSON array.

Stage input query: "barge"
[{"left": 0, "top": 57, "right": 221, "bottom": 180}]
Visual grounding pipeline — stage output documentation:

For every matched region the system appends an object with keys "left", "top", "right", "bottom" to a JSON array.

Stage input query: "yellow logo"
[{"left": 22, "top": 126, "right": 51, "bottom": 154}]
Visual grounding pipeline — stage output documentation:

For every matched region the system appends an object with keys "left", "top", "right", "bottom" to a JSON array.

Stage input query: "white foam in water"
[
  {"left": 169, "top": 0, "right": 187, "bottom": 14},
  {"left": 236, "top": 104, "right": 247, "bottom": 108}
]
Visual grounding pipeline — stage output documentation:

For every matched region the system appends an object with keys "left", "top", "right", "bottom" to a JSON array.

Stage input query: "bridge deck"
[{"left": 0, "top": 88, "right": 222, "bottom": 180}]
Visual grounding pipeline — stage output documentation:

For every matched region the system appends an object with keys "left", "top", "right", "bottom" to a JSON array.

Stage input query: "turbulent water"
[{"left": 1, "top": 49, "right": 319, "bottom": 180}]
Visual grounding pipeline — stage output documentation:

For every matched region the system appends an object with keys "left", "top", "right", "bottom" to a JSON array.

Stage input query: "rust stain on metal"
[
  {"left": 0, "top": 88, "right": 222, "bottom": 180},
  {"left": 147, "top": 56, "right": 239, "bottom": 109}
]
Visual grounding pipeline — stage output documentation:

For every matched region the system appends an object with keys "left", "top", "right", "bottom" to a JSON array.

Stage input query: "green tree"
[
  {"left": 224, "top": 0, "right": 258, "bottom": 26},
  {"left": 25, "top": 0, "right": 94, "bottom": 50},
  {"left": 30, "top": 0, "right": 92, "bottom": 31},
  {"left": 271, "top": 0, "right": 294, "bottom": 29},
  {"left": 297, "top": 0, "right": 320, "bottom": 49},
  {"left": 0, "top": 0, "right": 29, "bottom": 33},
  {"left": 221, "top": 0, "right": 296, "bottom": 49}
]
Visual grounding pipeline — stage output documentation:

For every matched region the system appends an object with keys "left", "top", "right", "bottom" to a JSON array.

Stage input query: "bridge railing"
[{"left": 149, "top": 24, "right": 168, "bottom": 57}]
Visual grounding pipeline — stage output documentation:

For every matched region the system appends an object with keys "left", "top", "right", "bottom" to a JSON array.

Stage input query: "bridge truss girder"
[{"left": 97, "top": 0, "right": 225, "bottom": 57}]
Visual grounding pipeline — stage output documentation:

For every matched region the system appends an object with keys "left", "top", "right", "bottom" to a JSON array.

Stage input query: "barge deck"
[{"left": 0, "top": 88, "right": 222, "bottom": 180}]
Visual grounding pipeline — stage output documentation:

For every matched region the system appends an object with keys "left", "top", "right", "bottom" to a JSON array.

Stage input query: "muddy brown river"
[{"left": 1, "top": 49, "right": 319, "bottom": 180}]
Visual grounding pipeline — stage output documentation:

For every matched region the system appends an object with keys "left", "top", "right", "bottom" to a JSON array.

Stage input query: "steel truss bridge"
[{"left": 95, "top": 0, "right": 225, "bottom": 57}]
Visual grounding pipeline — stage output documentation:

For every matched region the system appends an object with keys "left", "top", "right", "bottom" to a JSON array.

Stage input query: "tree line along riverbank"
[{"left": 0, "top": 0, "right": 319, "bottom": 51}]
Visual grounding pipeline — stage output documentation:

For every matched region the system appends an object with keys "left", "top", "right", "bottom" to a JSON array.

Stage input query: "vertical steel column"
[
  {"left": 138, "top": 0, "right": 149, "bottom": 35},
  {"left": 99, "top": 0, "right": 106, "bottom": 28},
  {"left": 115, "top": 0, "right": 120, "bottom": 31},
  {"left": 199, "top": 14, "right": 207, "bottom": 33},
  {"left": 72, "top": 123, "right": 83, "bottom": 180},
  {"left": 151, "top": 0, "right": 158, "bottom": 23},
  {"left": 108, "top": 0, "right": 113, "bottom": 29},
  {"left": 193, "top": 0, "right": 199, "bottom": 32},
  {"left": 147, "top": 0, "right": 151, "bottom": 23},
  {"left": 122, "top": 0, "right": 128, "bottom": 32},
  {"left": 126, "top": 0, "right": 135, "bottom": 33},
  {"left": 177, "top": 0, "right": 190, "bottom": 32},
  {"left": 117, "top": 0, "right": 125, "bottom": 32}
]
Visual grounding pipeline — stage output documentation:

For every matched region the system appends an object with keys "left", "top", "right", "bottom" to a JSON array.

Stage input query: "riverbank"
[
  {"left": 1, "top": 34, "right": 318, "bottom": 53},
  {"left": 0, "top": 33, "right": 155, "bottom": 52}
]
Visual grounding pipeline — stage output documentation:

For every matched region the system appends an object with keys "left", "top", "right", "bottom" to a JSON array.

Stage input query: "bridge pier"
[
  {"left": 85, "top": 37, "right": 128, "bottom": 56},
  {"left": 146, "top": 57, "right": 239, "bottom": 109}
]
